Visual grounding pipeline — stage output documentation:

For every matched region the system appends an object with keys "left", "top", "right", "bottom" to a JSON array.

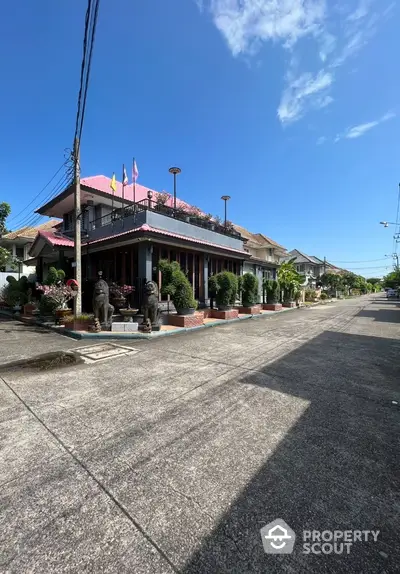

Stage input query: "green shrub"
[
  {"left": 2, "top": 275, "right": 30, "bottom": 306},
  {"left": 320, "top": 292, "right": 328, "bottom": 300},
  {"left": 39, "top": 295, "right": 59, "bottom": 316},
  {"left": 45, "top": 267, "right": 66, "bottom": 285},
  {"left": 305, "top": 289, "right": 317, "bottom": 302},
  {"left": 159, "top": 259, "right": 197, "bottom": 311},
  {"left": 242, "top": 273, "right": 258, "bottom": 306},
  {"left": 208, "top": 275, "right": 218, "bottom": 297},
  {"left": 215, "top": 271, "right": 238, "bottom": 308},
  {"left": 265, "top": 279, "right": 280, "bottom": 304}
]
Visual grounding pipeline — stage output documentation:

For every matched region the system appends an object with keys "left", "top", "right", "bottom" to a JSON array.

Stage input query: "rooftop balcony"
[{"left": 86, "top": 199, "right": 244, "bottom": 251}]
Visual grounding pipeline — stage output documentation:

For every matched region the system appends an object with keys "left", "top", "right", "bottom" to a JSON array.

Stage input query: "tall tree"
[{"left": 0, "top": 202, "right": 11, "bottom": 235}]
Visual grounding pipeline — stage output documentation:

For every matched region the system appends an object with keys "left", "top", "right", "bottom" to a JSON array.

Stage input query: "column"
[
  {"left": 138, "top": 242, "right": 153, "bottom": 282},
  {"left": 203, "top": 255, "right": 209, "bottom": 306}
]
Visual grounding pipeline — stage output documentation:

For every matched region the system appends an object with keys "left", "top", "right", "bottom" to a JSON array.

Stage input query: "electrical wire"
[
  {"left": 10, "top": 170, "right": 74, "bottom": 229},
  {"left": 7, "top": 163, "right": 67, "bottom": 224},
  {"left": 330, "top": 257, "right": 390, "bottom": 264},
  {"left": 73, "top": 0, "right": 100, "bottom": 146}
]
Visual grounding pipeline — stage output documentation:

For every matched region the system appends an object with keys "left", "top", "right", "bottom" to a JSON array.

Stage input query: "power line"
[
  {"left": 10, "top": 169, "right": 73, "bottom": 229},
  {"left": 346, "top": 265, "right": 393, "bottom": 270},
  {"left": 73, "top": 0, "right": 100, "bottom": 145},
  {"left": 7, "top": 162, "right": 69, "bottom": 225},
  {"left": 330, "top": 258, "right": 389, "bottom": 264}
]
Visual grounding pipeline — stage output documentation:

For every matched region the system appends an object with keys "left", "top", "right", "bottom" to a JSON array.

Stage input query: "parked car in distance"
[{"left": 386, "top": 288, "right": 398, "bottom": 299}]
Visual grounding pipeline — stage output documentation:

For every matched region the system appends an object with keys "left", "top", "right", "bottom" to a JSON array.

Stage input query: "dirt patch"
[{"left": 0, "top": 351, "right": 84, "bottom": 373}]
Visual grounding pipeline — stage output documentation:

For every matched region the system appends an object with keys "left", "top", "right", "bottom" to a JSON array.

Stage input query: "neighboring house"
[
  {"left": 233, "top": 225, "right": 287, "bottom": 301},
  {"left": 285, "top": 250, "right": 327, "bottom": 288},
  {"left": 0, "top": 220, "right": 60, "bottom": 275},
  {"left": 28, "top": 175, "right": 251, "bottom": 309}
]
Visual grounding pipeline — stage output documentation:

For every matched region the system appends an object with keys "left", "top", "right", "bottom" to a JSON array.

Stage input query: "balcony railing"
[{"left": 89, "top": 200, "right": 242, "bottom": 240}]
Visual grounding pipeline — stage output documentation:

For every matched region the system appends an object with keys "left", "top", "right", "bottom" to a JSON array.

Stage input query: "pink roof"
[
  {"left": 34, "top": 225, "right": 247, "bottom": 256},
  {"left": 80, "top": 175, "right": 200, "bottom": 213},
  {"left": 39, "top": 230, "right": 74, "bottom": 248}
]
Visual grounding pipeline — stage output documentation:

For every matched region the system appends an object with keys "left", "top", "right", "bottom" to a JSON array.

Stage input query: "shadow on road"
[{"left": 182, "top": 331, "right": 400, "bottom": 573}]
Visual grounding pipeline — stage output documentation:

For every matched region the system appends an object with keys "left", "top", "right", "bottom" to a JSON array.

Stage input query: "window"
[
  {"left": 296, "top": 264, "right": 305, "bottom": 272},
  {"left": 15, "top": 246, "right": 24, "bottom": 259}
]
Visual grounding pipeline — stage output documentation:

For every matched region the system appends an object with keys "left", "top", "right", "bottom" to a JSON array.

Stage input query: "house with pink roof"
[{"left": 29, "top": 175, "right": 250, "bottom": 309}]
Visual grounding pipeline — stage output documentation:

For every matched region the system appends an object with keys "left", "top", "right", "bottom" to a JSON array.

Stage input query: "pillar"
[
  {"left": 138, "top": 242, "right": 153, "bottom": 282},
  {"left": 203, "top": 255, "right": 209, "bottom": 306}
]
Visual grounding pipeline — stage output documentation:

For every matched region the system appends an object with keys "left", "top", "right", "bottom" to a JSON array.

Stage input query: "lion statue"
[{"left": 141, "top": 281, "right": 161, "bottom": 331}]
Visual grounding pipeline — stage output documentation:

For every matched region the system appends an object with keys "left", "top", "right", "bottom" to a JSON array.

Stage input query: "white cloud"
[
  {"left": 336, "top": 111, "right": 395, "bottom": 141},
  {"left": 278, "top": 70, "right": 333, "bottom": 123},
  {"left": 204, "top": 0, "right": 326, "bottom": 56},
  {"left": 317, "top": 136, "right": 326, "bottom": 145},
  {"left": 197, "top": 1, "right": 392, "bottom": 123}
]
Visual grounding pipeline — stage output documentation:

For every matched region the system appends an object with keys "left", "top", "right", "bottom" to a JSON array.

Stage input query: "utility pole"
[
  {"left": 74, "top": 137, "right": 82, "bottom": 316},
  {"left": 323, "top": 256, "right": 326, "bottom": 275}
]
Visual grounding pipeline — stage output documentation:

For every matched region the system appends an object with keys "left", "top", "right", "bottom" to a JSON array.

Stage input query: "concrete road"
[{"left": 1, "top": 296, "right": 399, "bottom": 573}]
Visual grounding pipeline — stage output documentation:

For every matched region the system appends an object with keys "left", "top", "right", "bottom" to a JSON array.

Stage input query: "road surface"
[{"left": 1, "top": 295, "right": 399, "bottom": 573}]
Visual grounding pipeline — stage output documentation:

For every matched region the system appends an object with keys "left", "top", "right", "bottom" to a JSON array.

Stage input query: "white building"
[{"left": 0, "top": 220, "right": 60, "bottom": 276}]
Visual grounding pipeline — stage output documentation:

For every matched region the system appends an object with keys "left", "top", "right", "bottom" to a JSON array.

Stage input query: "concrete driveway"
[{"left": 1, "top": 296, "right": 399, "bottom": 573}]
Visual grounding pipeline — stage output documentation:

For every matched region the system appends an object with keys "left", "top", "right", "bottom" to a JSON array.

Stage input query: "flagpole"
[
  {"left": 122, "top": 164, "right": 126, "bottom": 228},
  {"left": 133, "top": 157, "right": 136, "bottom": 205}
]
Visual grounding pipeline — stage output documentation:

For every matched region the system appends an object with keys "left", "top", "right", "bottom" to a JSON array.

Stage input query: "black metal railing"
[
  {"left": 135, "top": 199, "right": 242, "bottom": 239},
  {"left": 86, "top": 200, "right": 242, "bottom": 240}
]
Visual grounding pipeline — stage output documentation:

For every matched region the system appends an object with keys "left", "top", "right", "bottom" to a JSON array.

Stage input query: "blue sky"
[{"left": 1, "top": 0, "right": 399, "bottom": 277}]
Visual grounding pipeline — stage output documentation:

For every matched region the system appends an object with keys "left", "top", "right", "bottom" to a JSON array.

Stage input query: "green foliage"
[
  {"left": 320, "top": 292, "right": 328, "bottom": 300},
  {"left": 305, "top": 289, "right": 317, "bottom": 302},
  {"left": 0, "top": 246, "right": 12, "bottom": 269},
  {"left": 159, "top": 259, "right": 197, "bottom": 311},
  {"left": 242, "top": 273, "right": 258, "bottom": 306},
  {"left": 214, "top": 271, "right": 238, "bottom": 307},
  {"left": 39, "top": 295, "right": 59, "bottom": 316},
  {"left": 319, "top": 272, "right": 344, "bottom": 292},
  {"left": 64, "top": 313, "right": 92, "bottom": 322},
  {"left": 45, "top": 267, "right": 66, "bottom": 285},
  {"left": 208, "top": 275, "right": 218, "bottom": 297},
  {"left": 264, "top": 278, "right": 280, "bottom": 304},
  {"left": 366, "top": 277, "right": 382, "bottom": 285},
  {"left": 383, "top": 269, "right": 400, "bottom": 289},
  {"left": 0, "top": 202, "right": 11, "bottom": 234},
  {"left": 294, "top": 288, "right": 302, "bottom": 301},
  {"left": 278, "top": 259, "right": 302, "bottom": 302},
  {"left": 1, "top": 275, "right": 32, "bottom": 306}
]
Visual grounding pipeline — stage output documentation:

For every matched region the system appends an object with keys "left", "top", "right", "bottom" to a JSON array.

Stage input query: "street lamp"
[
  {"left": 169, "top": 167, "right": 181, "bottom": 211},
  {"left": 380, "top": 221, "right": 399, "bottom": 227},
  {"left": 147, "top": 190, "right": 153, "bottom": 209},
  {"left": 221, "top": 195, "right": 231, "bottom": 228}
]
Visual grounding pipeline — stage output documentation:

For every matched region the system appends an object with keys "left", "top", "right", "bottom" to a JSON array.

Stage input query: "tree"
[
  {"left": 383, "top": 269, "right": 400, "bottom": 289},
  {"left": 0, "top": 246, "right": 12, "bottom": 270},
  {"left": 319, "top": 272, "right": 344, "bottom": 293},
  {"left": 366, "top": 278, "right": 381, "bottom": 285},
  {"left": 278, "top": 259, "right": 302, "bottom": 302},
  {"left": 0, "top": 202, "right": 11, "bottom": 235}
]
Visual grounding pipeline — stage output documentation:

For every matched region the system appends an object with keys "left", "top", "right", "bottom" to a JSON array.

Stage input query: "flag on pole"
[
  {"left": 110, "top": 173, "right": 117, "bottom": 192},
  {"left": 122, "top": 165, "right": 128, "bottom": 186},
  {"left": 132, "top": 158, "right": 139, "bottom": 182}
]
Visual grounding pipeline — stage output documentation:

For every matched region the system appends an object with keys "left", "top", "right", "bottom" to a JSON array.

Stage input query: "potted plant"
[
  {"left": 215, "top": 271, "right": 238, "bottom": 311},
  {"left": 159, "top": 259, "right": 197, "bottom": 315},
  {"left": 266, "top": 279, "right": 280, "bottom": 304},
  {"left": 109, "top": 283, "right": 127, "bottom": 311},
  {"left": 36, "top": 283, "right": 77, "bottom": 323},
  {"left": 241, "top": 273, "right": 258, "bottom": 307}
]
